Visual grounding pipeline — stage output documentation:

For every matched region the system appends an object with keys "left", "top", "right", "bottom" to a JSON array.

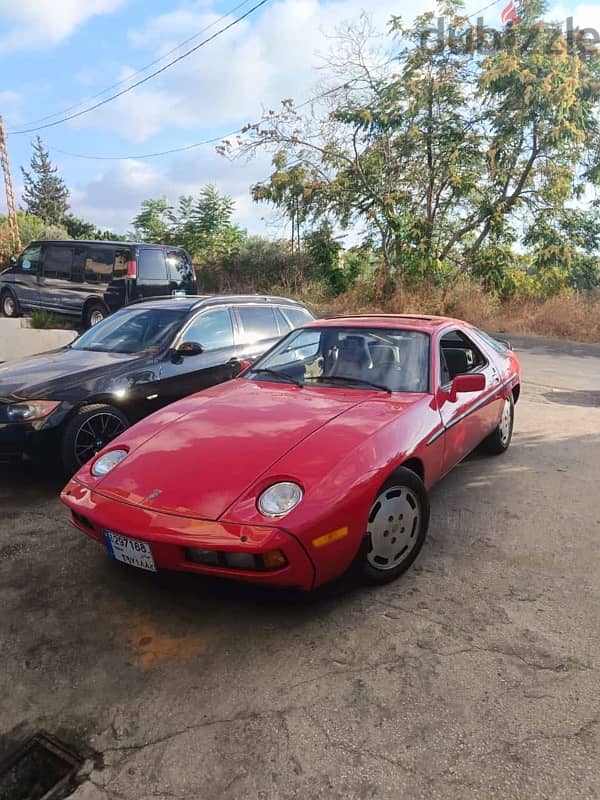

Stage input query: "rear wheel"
[
  {"left": 61, "top": 404, "right": 129, "bottom": 475},
  {"left": 83, "top": 302, "right": 107, "bottom": 329},
  {"left": 480, "top": 394, "right": 514, "bottom": 455},
  {"left": 1, "top": 290, "right": 19, "bottom": 318},
  {"left": 359, "top": 467, "right": 430, "bottom": 585}
]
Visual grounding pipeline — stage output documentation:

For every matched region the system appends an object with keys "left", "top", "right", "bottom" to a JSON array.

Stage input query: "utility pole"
[{"left": 0, "top": 115, "right": 21, "bottom": 255}]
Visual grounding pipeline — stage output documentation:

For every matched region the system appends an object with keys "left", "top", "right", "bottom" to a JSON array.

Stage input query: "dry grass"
[{"left": 312, "top": 283, "right": 600, "bottom": 343}]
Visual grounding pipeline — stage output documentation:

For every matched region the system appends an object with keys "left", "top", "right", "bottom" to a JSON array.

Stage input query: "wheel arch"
[
  {"left": 512, "top": 383, "right": 521, "bottom": 404},
  {"left": 394, "top": 456, "right": 425, "bottom": 485},
  {"left": 81, "top": 296, "right": 109, "bottom": 323}
]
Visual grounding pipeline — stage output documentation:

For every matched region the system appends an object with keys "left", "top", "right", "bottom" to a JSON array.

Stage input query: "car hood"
[
  {"left": 89, "top": 379, "right": 401, "bottom": 520},
  {"left": 0, "top": 348, "right": 145, "bottom": 402}
]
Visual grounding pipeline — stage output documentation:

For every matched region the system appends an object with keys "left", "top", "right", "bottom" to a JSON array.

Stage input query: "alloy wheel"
[
  {"left": 499, "top": 398, "right": 513, "bottom": 445},
  {"left": 73, "top": 412, "right": 127, "bottom": 466},
  {"left": 366, "top": 485, "right": 422, "bottom": 571}
]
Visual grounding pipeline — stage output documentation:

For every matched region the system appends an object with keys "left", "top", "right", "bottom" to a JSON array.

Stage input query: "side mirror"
[
  {"left": 9, "top": 255, "right": 17, "bottom": 267},
  {"left": 175, "top": 341, "right": 203, "bottom": 357},
  {"left": 449, "top": 372, "right": 485, "bottom": 401}
]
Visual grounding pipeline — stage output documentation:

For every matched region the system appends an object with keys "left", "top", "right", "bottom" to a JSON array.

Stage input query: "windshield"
[
  {"left": 247, "top": 327, "right": 430, "bottom": 392},
  {"left": 72, "top": 308, "right": 188, "bottom": 354}
]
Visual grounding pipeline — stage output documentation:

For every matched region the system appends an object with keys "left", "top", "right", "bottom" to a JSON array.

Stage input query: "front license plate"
[{"left": 104, "top": 531, "right": 157, "bottom": 572}]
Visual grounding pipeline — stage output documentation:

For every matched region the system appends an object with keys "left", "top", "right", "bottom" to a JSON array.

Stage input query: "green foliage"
[
  {"left": 62, "top": 214, "right": 125, "bottom": 241},
  {"left": 29, "top": 310, "right": 75, "bottom": 330},
  {"left": 21, "top": 137, "right": 69, "bottom": 225},
  {"left": 132, "top": 198, "right": 172, "bottom": 244}
]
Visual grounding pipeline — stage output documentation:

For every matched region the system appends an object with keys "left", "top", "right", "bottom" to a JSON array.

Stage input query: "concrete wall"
[{"left": 0, "top": 319, "right": 77, "bottom": 362}]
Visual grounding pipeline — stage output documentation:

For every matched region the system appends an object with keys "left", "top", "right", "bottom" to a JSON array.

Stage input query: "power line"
[
  {"left": 42, "top": 0, "right": 503, "bottom": 162},
  {"left": 7, "top": 0, "right": 271, "bottom": 136},
  {"left": 10, "top": 0, "right": 258, "bottom": 129}
]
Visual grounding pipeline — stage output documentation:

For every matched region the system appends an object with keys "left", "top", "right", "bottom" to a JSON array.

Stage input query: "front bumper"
[
  {"left": 61, "top": 480, "right": 317, "bottom": 590},
  {"left": 0, "top": 422, "right": 56, "bottom": 463}
]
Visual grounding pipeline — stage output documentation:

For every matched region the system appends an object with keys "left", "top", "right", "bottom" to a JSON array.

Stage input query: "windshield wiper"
[
  {"left": 251, "top": 368, "right": 303, "bottom": 387},
  {"left": 306, "top": 375, "right": 391, "bottom": 394}
]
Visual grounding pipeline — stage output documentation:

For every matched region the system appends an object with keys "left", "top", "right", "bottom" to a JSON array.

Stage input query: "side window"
[
  {"left": 44, "top": 246, "right": 74, "bottom": 279},
  {"left": 18, "top": 244, "right": 42, "bottom": 272},
  {"left": 274, "top": 307, "right": 292, "bottom": 334},
  {"left": 440, "top": 330, "right": 486, "bottom": 383},
  {"left": 85, "top": 246, "right": 115, "bottom": 283},
  {"left": 281, "top": 306, "right": 313, "bottom": 329},
  {"left": 138, "top": 249, "right": 168, "bottom": 281},
  {"left": 166, "top": 250, "right": 194, "bottom": 286},
  {"left": 237, "top": 306, "right": 279, "bottom": 344},
  {"left": 180, "top": 308, "right": 234, "bottom": 351},
  {"left": 113, "top": 248, "right": 131, "bottom": 279}
]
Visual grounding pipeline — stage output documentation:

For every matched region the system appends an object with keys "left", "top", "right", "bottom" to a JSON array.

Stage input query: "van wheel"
[
  {"left": 61, "top": 404, "right": 129, "bottom": 475},
  {"left": 1, "top": 290, "right": 20, "bottom": 318},
  {"left": 83, "top": 302, "right": 107, "bottom": 329}
]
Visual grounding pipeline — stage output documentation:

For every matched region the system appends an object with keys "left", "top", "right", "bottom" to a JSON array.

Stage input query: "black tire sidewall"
[
  {"left": 360, "top": 467, "right": 430, "bottom": 585},
  {"left": 2, "top": 290, "right": 18, "bottom": 317},
  {"left": 84, "top": 303, "right": 107, "bottom": 329},
  {"left": 61, "top": 404, "right": 129, "bottom": 475},
  {"left": 481, "top": 394, "right": 514, "bottom": 454}
]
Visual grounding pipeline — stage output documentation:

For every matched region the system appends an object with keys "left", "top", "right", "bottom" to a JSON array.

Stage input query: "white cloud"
[{"left": 0, "top": 0, "right": 123, "bottom": 53}]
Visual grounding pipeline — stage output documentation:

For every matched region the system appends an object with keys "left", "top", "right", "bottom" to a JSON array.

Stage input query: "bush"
[{"left": 29, "top": 310, "right": 75, "bottom": 330}]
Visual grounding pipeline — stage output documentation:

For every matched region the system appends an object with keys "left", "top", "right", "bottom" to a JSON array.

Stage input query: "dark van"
[{"left": 0, "top": 240, "right": 197, "bottom": 328}]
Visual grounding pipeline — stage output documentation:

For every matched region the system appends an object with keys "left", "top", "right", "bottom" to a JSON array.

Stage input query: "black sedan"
[{"left": 0, "top": 294, "right": 314, "bottom": 473}]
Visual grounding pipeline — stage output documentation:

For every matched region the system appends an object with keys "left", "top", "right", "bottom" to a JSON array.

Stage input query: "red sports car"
[{"left": 61, "top": 315, "right": 521, "bottom": 590}]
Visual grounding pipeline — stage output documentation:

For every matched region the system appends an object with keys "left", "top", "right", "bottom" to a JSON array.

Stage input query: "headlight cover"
[
  {"left": 0, "top": 400, "right": 61, "bottom": 423},
  {"left": 91, "top": 449, "right": 128, "bottom": 477},
  {"left": 258, "top": 482, "right": 303, "bottom": 518}
]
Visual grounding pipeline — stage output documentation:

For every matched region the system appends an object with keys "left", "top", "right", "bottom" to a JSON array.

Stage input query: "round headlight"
[
  {"left": 91, "top": 449, "right": 128, "bottom": 477},
  {"left": 258, "top": 482, "right": 303, "bottom": 518}
]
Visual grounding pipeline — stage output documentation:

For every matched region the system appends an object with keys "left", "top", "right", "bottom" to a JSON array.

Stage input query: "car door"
[
  {"left": 38, "top": 243, "right": 85, "bottom": 316},
  {"left": 436, "top": 328, "right": 501, "bottom": 472},
  {"left": 4, "top": 243, "right": 42, "bottom": 310},
  {"left": 135, "top": 247, "right": 170, "bottom": 299},
  {"left": 233, "top": 304, "right": 283, "bottom": 360},
  {"left": 157, "top": 305, "right": 239, "bottom": 406}
]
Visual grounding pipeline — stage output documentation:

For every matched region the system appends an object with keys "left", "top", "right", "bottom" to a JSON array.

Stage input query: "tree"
[
  {"left": 132, "top": 198, "right": 173, "bottom": 243},
  {"left": 21, "top": 137, "right": 69, "bottom": 225},
  {"left": 228, "top": 1, "right": 600, "bottom": 296},
  {"left": 62, "top": 214, "right": 97, "bottom": 240}
]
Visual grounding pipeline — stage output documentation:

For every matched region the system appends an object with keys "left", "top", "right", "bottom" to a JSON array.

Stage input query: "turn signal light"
[{"left": 261, "top": 549, "right": 288, "bottom": 570}]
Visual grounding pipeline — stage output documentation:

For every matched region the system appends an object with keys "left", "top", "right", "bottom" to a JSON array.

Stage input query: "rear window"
[
  {"left": 281, "top": 306, "right": 313, "bottom": 328},
  {"left": 139, "top": 249, "right": 168, "bottom": 281},
  {"left": 237, "top": 305, "right": 279, "bottom": 344},
  {"left": 166, "top": 250, "right": 194, "bottom": 285}
]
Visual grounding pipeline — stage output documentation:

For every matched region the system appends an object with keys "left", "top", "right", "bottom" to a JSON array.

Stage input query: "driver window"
[
  {"left": 180, "top": 308, "right": 234, "bottom": 351},
  {"left": 440, "top": 330, "right": 486, "bottom": 384},
  {"left": 19, "top": 244, "right": 42, "bottom": 273}
]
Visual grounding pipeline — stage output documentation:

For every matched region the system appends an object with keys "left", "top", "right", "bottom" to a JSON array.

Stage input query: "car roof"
[
  {"left": 126, "top": 294, "right": 312, "bottom": 312},
  {"left": 29, "top": 239, "right": 187, "bottom": 249},
  {"left": 306, "top": 314, "right": 460, "bottom": 333}
]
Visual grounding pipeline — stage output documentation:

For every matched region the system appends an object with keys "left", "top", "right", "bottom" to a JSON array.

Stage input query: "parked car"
[
  {"left": 61, "top": 314, "right": 521, "bottom": 590},
  {"left": 0, "top": 294, "right": 314, "bottom": 473},
  {"left": 0, "top": 240, "right": 197, "bottom": 328}
]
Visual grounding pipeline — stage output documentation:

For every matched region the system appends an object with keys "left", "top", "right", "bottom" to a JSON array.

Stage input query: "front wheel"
[
  {"left": 479, "top": 394, "right": 514, "bottom": 455},
  {"left": 359, "top": 467, "right": 430, "bottom": 585},
  {"left": 61, "top": 404, "right": 129, "bottom": 475},
  {"left": 1, "top": 290, "right": 19, "bottom": 318}
]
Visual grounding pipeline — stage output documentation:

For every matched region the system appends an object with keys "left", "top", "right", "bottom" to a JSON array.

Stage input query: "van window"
[
  {"left": 19, "top": 244, "right": 42, "bottom": 272},
  {"left": 113, "top": 249, "right": 130, "bottom": 279},
  {"left": 85, "top": 246, "right": 115, "bottom": 283},
  {"left": 237, "top": 306, "right": 279, "bottom": 344},
  {"left": 167, "top": 250, "right": 194, "bottom": 285},
  {"left": 139, "top": 249, "right": 168, "bottom": 281},
  {"left": 44, "top": 246, "right": 74, "bottom": 279}
]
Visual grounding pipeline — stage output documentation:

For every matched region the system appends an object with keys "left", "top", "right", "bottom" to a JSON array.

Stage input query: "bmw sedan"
[{"left": 0, "top": 294, "right": 313, "bottom": 473}]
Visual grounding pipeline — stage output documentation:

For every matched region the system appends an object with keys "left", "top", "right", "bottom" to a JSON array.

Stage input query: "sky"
[{"left": 0, "top": 0, "right": 595, "bottom": 239}]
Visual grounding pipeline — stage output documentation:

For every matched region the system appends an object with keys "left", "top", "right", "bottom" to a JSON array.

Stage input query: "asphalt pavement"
[{"left": 1, "top": 333, "right": 599, "bottom": 800}]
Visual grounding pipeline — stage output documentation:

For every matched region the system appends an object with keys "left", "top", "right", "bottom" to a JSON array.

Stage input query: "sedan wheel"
[
  {"left": 61, "top": 404, "right": 129, "bottom": 475},
  {"left": 360, "top": 467, "right": 430, "bottom": 585},
  {"left": 480, "top": 393, "right": 515, "bottom": 455}
]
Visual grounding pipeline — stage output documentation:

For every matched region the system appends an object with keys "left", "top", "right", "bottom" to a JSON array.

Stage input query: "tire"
[
  {"left": 83, "top": 302, "right": 108, "bottom": 329},
  {"left": 61, "top": 404, "right": 129, "bottom": 475},
  {"left": 479, "top": 394, "right": 514, "bottom": 455},
  {"left": 359, "top": 467, "right": 430, "bottom": 585},
  {"left": 1, "top": 290, "right": 19, "bottom": 318}
]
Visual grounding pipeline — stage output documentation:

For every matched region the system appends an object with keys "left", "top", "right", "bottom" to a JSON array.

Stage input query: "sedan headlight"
[
  {"left": 0, "top": 400, "right": 61, "bottom": 423},
  {"left": 91, "top": 449, "right": 128, "bottom": 477},
  {"left": 258, "top": 482, "right": 303, "bottom": 518}
]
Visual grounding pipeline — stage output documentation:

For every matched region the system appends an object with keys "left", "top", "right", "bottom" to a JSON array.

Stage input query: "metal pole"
[{"left": 0, "top": 115, "right": 21, "bottom": 255}]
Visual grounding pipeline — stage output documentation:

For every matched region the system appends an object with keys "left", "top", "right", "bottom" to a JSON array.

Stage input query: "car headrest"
[{"left": 443, "top": 348, "right": 470, "bottom": 379}]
